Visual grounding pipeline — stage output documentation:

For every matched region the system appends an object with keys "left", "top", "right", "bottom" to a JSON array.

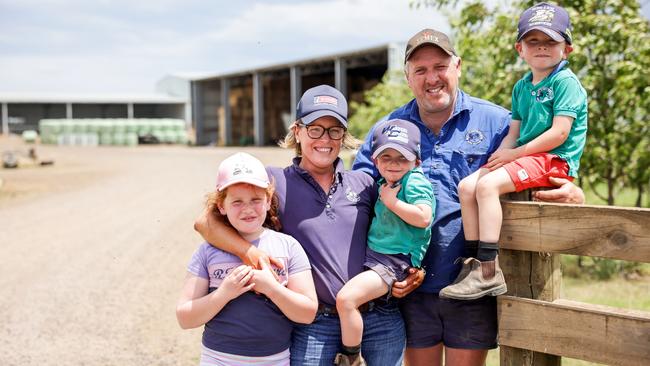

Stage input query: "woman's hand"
[
  {"left": 244, "top": 245, "right": 285, "bottom": 273},
  {"left": 391, "top": 267, "right": 425, "bottom": 298}
]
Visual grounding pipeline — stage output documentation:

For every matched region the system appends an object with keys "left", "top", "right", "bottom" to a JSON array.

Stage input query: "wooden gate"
[{"left": 498, "top": 201, "right": 650, "bottom": 365}]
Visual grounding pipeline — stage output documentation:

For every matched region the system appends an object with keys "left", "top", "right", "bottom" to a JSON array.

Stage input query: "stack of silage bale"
[{"left": 38, "top": 118, "right": 189, "bottom": 146}]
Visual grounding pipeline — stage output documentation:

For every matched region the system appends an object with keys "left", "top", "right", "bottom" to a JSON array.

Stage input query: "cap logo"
[
  {"left": 313, "top": 95, "right": 338, "bottom": 106},
  {"left": 232, "top": 163, "right": 252, "bottom": 176},
  {"left": 382, "top": 125, "right": 409, "bottom": 144},
  {"left": 416, "top": 32, "right": 439, "bottom": 46},
  {"left": 529, "top": 7, "right": 555, "bottom": 25}
]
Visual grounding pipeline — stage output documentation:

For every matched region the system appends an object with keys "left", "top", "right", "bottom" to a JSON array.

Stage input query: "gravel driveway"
[{"left": 0, "top": 138, "right": 295, "bottom": 366}]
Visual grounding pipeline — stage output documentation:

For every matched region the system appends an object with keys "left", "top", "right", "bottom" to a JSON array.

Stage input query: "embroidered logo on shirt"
[
  {"left": 517, "top": 169, "right": 530, "bottom": 181},
  {"left": 345, "top": 187, "right": 360, "bottom": 203},
  {"left": 536, "top": 87, "right": 554, "bottom": 103},
  {"left": 465, "top": 129, "right": 485, "bottom": 145}
]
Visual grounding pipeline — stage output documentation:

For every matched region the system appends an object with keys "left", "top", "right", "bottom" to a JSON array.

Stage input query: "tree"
[
  {"left": 348, "top": 71, "right": 413, "bottom": 139},
  {"left": 352, "top": 0, "right": 650, "bottom": 206}
]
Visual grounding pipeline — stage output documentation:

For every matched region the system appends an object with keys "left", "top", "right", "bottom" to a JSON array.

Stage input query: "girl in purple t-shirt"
[{"left": 176, "top": 152, "right": 317, "bottom": 366}]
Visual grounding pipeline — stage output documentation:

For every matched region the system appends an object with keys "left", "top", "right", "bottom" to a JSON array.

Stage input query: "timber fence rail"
[{"left": 498, "top": 201, "right": 650, "bottom": 366}]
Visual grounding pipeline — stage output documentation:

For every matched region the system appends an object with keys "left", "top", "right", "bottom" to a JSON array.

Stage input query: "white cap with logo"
[{"left": 215, "top": 152, "right": 270, "bottom": 191}]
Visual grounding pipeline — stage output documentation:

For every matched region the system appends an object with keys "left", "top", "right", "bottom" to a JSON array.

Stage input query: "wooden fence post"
[{"left": 499, "top": 192, "right": 562, "bottom": 366}]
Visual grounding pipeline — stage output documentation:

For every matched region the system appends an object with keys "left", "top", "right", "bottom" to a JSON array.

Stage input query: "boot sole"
[{"left": 439, "top": 284, "right": 507, "bottom": 300}]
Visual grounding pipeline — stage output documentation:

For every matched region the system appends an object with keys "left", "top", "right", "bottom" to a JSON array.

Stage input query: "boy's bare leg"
[
  {"left": 475, "top": 167, "right": 516, "bottom": 242},
  {"left": 458, "top": 169, "right": 488, "bottom": 241},
  {"left": 336, "top": 270, "right": 389, "bottom": 347},
  {"left": 440, "top": 167, "right": 513, "bottom": 300}
]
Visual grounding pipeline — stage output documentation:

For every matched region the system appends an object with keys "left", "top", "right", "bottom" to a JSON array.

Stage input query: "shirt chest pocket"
[{"left": 450, "top": 144, "right": 489, "bottom": 184}]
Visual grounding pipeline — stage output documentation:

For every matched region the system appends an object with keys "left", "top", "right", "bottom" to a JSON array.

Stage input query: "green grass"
[
  {"left": 562, "top": 276, "right": 650, "bottom": 311},
  {"left": 582, "top": 182, "right": 648, "bottom": 207},
  {"left": 485, "top": 275, "right": 650, "bottom": 366}
]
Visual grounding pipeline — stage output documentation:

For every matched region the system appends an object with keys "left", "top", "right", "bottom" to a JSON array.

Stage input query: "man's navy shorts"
[{"left": 399, "top": 291, "right": 498, "bottom": 349}]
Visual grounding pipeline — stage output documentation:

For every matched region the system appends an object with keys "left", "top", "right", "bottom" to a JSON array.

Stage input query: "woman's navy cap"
[{"left": 296, "top": 85, "right": 348, "bottom": 127}]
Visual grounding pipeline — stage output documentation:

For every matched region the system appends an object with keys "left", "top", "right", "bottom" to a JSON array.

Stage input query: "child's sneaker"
[
  {"left": 439, "top": 256, "right": 507, "bottom": 300},
  {"left": 334, "top": 352, "right": 366, "bottom": 366}
]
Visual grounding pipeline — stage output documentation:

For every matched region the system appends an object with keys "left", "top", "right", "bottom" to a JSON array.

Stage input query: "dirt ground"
[{"left": 0, "top": 135, "right": 294, "bottom": 366}]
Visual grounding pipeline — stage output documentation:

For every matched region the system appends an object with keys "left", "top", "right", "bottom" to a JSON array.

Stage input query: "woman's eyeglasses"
[{"left": 298, "top": 124, "right": 346, "bottom": 140}]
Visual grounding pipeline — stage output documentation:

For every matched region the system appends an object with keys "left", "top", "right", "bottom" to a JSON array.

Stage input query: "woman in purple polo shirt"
[{"left": 195, "top": 85, "right": 406, "bottom": 365}]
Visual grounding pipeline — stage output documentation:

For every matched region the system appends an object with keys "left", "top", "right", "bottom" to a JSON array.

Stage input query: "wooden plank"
[
  {"left": 500, "top": 249, "right": 561, "bottom": 301},
  {"left": 500, "top": 201, "right": 650, "bottom": 262},
  {"left": 499, "top": 248, "right": 561, "bottom": 366},
  {"left": 498, "top": 296, "right": 650, "bottom": 366},
  {"left": 500, "top": 347, "right": 560, "bottom": 366}
]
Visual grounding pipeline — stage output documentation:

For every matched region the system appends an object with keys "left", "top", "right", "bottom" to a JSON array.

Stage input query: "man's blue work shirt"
[{"left": 353, "top": 90, "right": 510, "bottom": 293}]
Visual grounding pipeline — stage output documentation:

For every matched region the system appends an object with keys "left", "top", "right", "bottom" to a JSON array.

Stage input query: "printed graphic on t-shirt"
[{"left": 207, "top": 259, "right": 289, "bottom": 288}]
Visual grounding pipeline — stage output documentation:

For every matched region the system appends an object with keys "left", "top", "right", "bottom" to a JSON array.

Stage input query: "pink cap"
[{"left": 216, "top": 152, "right": 270, "bottom": 191}]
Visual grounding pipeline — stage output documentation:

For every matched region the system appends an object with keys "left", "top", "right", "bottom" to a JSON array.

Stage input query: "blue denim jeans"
[{"left": 290, "top": 302, "right": 405, "bottom": 365}]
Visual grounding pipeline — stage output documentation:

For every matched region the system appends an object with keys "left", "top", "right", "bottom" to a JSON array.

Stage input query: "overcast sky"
[
  {"left": 1, "top": 1, "right": 648, "bottom": 95},
  {"left": 0, "top": 0, "right": 451, "bottom": 94}
]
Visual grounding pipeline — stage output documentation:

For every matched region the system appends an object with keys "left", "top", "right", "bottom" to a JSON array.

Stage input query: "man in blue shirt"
[{"left": 353, "top": 28, "right": 585, "bottom": 366}]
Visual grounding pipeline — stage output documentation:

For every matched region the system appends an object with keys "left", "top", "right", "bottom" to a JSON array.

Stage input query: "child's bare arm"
[
  {"left": 498, "top": 120, "right": 521, "bottom": 150},
  {"left": 176, "top": 266, "right": 254, "bottom": 329},
  {"left": 516, "top": 115, "right": 573, "bottom": 156},
  {"left": 486, "top": 116, "right": 572, "bottom": 170},
  {"left": 380, "top": 183, "right": 432, "bottom": 228}
]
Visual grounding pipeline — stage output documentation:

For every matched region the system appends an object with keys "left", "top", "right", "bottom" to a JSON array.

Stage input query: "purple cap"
[
  {"left": 517, "top": 2, "right": 573, "bottom": 44},
  {"left": 371, "top": 119, "right": 421, "bottom": 161},
  {"left": 296, "top": 85, "right": 348, "bottom": 127}
]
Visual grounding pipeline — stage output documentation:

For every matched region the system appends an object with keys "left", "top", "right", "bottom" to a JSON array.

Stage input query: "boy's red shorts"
[{"left": 503, "top": 153, "right": 573, "bottom": 192}]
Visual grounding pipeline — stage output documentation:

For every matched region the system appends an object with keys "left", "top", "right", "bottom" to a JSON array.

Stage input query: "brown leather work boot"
[
  {"left": 439, "top": 256, "right": 507, "bottom": 300},
  {"left": 334, "top": 352, "right": 366, "bottom": 366}
]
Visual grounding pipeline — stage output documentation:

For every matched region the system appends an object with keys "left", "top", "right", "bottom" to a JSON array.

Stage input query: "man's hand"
[
  {"left": 391, "top": 267, "right": 425, "bottom": 298},
  {"left": 533, "top": 177, "right": 585, "bottom": 204}
]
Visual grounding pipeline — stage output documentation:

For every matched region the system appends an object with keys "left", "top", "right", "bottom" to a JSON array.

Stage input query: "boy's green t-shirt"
[
  {"left": 511, "top": 62, "right": 588, "bottom": 177},
  {"left": 367, "top": 167, "right": 435, "bottom": 268}
]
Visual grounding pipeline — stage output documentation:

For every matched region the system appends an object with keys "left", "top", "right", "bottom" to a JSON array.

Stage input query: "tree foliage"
[
  {"left": 348, "top": 71, "right": 413, "bottom": 139},
  {"left": 353, "top": 0, "right": 650, "bottom": 206}
]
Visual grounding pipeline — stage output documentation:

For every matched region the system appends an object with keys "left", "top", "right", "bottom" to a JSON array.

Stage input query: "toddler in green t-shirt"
[
  {"left": 440, "top": 2, "right": 587, "bottom": 301},
  {"left": 334, "top": 119, "right": 435, "bottom": 366}
]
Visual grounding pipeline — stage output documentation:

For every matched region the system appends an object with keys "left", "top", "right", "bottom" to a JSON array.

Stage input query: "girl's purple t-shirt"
[{"left": 187, "top": 229, "right": 311, "bottom": 357}]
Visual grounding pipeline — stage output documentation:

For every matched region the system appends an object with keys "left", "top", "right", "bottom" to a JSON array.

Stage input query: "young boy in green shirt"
[
  {"left": 335, "top": 119, "right": 435, "bottom": 366},
  {"left": 440, "top": 2, "right": 587, "bottom": 300}
]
